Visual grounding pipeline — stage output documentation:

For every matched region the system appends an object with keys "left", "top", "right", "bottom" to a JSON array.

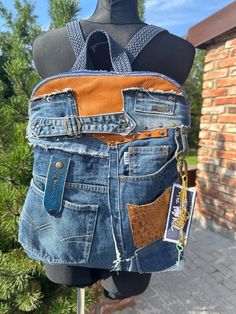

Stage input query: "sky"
[{"left": 0, "top": 0, "right": 234, "bottom": 37}]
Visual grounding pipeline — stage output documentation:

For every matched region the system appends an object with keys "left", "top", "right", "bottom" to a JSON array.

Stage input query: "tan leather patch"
[
  {"left": 32, "top": 75, "right": 182, "bottom": 116},
  {"left": 127, "top": 186, "right": 172, "bottom": 249},
  {"left": 88, "top": 128, "right": 168, "bottom": 145}
]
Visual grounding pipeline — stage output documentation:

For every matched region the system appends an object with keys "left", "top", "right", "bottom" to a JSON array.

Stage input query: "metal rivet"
[
  {"left": 144, "top": 126, "right": 149, "bottom": 130},
  {"left": 119, "top": 138, "right": 125, "bottom": 142},
  {"left": 55, "top": 161, "right": 64, "bottom": 169},
  {"left": 46, "top": 96, "right": 52, "bottom": 102},
  {"left": 132, "top": 135, "right": 138, "bottom": 139},
  {"left": 146, "top": 133, "right": 152, "bottom": 137},
  {"left": 171, "top": 122, "right": 176, "bottom": 127},
  {"left": 159, "top": 123, "right": 163, "bottom": 128},
  {"left": 159, "top": 131, "right": 165, "bottom": 136}
]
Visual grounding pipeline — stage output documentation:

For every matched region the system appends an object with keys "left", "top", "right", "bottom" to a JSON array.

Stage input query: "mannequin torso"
[
  {"left": 33, "top": 0, "right": 195, "bottom": 84},
  {"left": 32, "top": 0, "right": 195, "bottom": 289}
]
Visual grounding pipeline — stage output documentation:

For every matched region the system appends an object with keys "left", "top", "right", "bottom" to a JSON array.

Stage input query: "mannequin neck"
[{"left": 86, "top": 0, "right": 144, "bottom": 24}]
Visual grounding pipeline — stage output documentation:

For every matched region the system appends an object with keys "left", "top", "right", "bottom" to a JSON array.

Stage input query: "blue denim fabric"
[{"left": 18, "top": 80, "right": 190, "bottom": 273}]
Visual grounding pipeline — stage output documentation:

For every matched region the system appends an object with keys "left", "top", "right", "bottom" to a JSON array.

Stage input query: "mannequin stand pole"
[{"left": 77, "top": 288, "right": 85, "bottom": 314}]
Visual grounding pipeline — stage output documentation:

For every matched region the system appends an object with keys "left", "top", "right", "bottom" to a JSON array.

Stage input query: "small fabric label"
[
  {"left": 163, "top": 183, "right": 197, "bottom": 245},
  {"left": 124, "top": 152, "right": 130, "bottom": 165}
]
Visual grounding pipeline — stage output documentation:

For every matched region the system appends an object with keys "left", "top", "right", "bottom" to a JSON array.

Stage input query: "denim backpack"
[{"left": 18, "top": 21, "right": 192, "bottom": 273}]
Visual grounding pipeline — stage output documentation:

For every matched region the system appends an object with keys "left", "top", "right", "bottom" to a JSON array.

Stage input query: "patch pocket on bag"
[
  {"left": 19, "top": 178, "right": 99, "bottom": 263},
  {"left": 127, "top": 145, "right": 169, "bottom": 176},
  {"left": 134, "top": 90, "right": 176, "bottom": 115},
  {"left": 127, "top": 186, "right": 172, "bottom": 249}
]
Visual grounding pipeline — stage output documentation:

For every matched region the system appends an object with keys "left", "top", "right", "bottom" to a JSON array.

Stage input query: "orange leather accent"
[
  {"left": 88, "top": 129, "right": 168, "bottom": 145},
  {"left": 33, "top": 75, "right": 181, "bottom": 116},
  {"left": 127, "top": 186, "right": 172, "bottom": 249}
]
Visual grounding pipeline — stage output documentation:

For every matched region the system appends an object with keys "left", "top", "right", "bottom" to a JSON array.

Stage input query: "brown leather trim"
[
  {"left": 127, "top": 186, "right": 172, "bottom": 249},
  {"left": 88, "top": 129, "right": 168, "bottom": 145},
  {"left": 33, "top": 76, "right": 182, "bottom": 116}
]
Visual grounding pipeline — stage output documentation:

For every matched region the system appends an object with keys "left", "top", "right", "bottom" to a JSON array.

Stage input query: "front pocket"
[
  {"left": 134, "top": 90, "right": 177, "bottom": 115},
  {"left": 128, "top": 145, "right": 169, "bottom": 176},
  {"left": 127, "top": 186, "right": 172, "bottom": 249},
  {"left": 18, "top": 178, "right": 99, "bottom": 264}
]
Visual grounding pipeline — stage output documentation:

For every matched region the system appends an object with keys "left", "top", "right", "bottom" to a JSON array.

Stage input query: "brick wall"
[{"left": 195, "top": 30, "right": 236, "bottom": 239}]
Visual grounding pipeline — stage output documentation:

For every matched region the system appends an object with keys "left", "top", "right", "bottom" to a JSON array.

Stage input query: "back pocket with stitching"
[{"left": 18, "top": 178, "right": 99, "bottom": 264}]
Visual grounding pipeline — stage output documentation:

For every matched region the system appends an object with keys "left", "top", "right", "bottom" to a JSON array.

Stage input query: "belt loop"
[{"left": 43, "top": 155, "right": 71, "bottom": 216}]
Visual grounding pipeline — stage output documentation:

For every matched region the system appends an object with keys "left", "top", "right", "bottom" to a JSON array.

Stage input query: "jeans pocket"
[
  {"left": 18, "top": 178, "right": 99, "bottom": 264},
  {"left": 128, "top": 145, "right": 169, "bottom": 176},
  {"left": 134, "top": 90, "right": 176, "bottom": 115},
  {"left": 127, "top": 186, "right": 172, "bottom": 249}
]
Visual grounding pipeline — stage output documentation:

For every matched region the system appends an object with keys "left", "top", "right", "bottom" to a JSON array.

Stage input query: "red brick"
[
  {"left": 215, "top": 97, "right": 236, "bottom": 105},
  {"left": 218, "top": 115, "right": 236, "bottom": 123},
  {"left": 201, "top": 106, "right": 225, "bottom": 115},
  {"left": 203, "top": 69, "right": 228, "bottom": 80},
  {"left": 197, "top": 155, "right": 220, "bottom": 165},
  {"left": 198, "top": 139, "right": 217, "bottom": 148},
  {"left": 224, "top": 212, "right": 236, "bottom": 224},
  {"left": 231, "top": 47, "right": 236, "bottom": 56},
  {"left": 205, "top": 182, "right": 235, "bottom": 196},
  {"left": 218, "top": 57, "right": 236, "bottom": 68},
  {"left": 225, "top": 38, "right": 236, "bottom": 48},
  {"left": 223, "top": 142, "right": 236, "bottom": 152},
  {"left": 205, "top": 50, "right": 229, "bottom": 62},
  {"left": 196, "top": 206, "right": 213, "bottom": 220},
  {"left": 227, "top": 86, "right": 236, "bottom": 95},
  {"left": 217, "top": 133, "right": 236, "bottom": 142},
  {"left": 213, "top": 217, "right": 236, "bottom": 231},
  {"left": 221, "top": 159, "right": 236, "bottom": 170},
  {"left": 200, "top": 115, "right": 211, "bottom": 123},
  {"left": 199, "top": 130, "right": 209, "bottom": 139},
  {"left": 204, "top": 63, "right": 215, "bottom": 72},
  {"left": 210, "top": 132, "right": 217, "bottom": 140},
  {"left": 221, "top": 175, "right": 236, "bottom": 186},
  {"left": 209, "top": 123, "right": 224, "bottom": 132},
  {"left": 216, "top": 77, "right": 236, "bottom": 87},
  {"left": 202, "top": 98, "right": 213, "bottom": 107},
  {"left": 224, "top": 124, "right": 236, "bottom": 133},
  {"left": 199, "top": 123, "right": 211, "bottom": 130},
  {"left": 202, "top": 89, "right": 227, "bottom": 98},
  {"left": 216, "top": 151, "right": 236, "bottom": 160},
  {"left": 197, "top": 147, "right": 211, "bottom": 156},
  {"left": 202, "top": 80, "right": 214, "bottom": 89}
]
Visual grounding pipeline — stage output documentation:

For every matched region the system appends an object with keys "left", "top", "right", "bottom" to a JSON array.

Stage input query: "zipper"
[{"left": 31, "top": 70, "right": 188, "bottom": 99}]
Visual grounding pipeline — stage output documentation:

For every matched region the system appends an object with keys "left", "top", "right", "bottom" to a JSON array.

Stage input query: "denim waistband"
[{"left": 27, "top": 89, "right": 191, "bottom": 142}]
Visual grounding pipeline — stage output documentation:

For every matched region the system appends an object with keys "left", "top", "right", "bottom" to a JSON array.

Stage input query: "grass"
[{"left": 186, "top": 148, "right": 198, "bottom": 166}]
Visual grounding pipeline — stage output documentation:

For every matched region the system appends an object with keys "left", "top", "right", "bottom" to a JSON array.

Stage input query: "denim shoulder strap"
[
  {"left": 125, "top": 24, "right": 167, "bottom": 64},
  {"left": 69, "top": 28, "right": 133, "bottom": 72},
  {"left": 66, "top": 20, "right": 167, "bottom": 72},
  {"left": 66, "top": 20, "right": 85, "bottom": 59}
]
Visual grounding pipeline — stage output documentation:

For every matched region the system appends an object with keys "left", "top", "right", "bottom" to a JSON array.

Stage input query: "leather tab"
[{"left": 43, "top": 155, "right": 71, "bottom": 216}]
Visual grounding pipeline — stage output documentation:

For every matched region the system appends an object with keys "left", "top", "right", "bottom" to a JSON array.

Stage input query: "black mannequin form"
[{"left": 32, "top": 0, "right": 195, "bottom": 298}]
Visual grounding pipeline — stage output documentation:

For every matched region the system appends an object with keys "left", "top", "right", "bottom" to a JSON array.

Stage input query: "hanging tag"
[{"left": 163, "top": 183, "right": 197, "bottom": 245}]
